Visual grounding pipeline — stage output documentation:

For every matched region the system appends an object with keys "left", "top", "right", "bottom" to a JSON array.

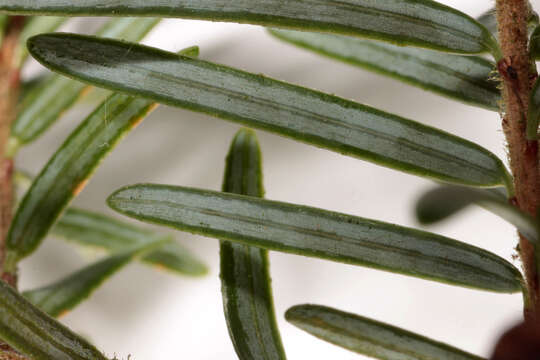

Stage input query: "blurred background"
[{"left": 14, "top": 1, "right": 535, "bottom": 359}]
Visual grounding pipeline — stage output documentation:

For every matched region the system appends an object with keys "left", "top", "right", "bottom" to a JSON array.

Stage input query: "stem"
[
  {"left": 0, "top": 17, "right": 23, "bottom": 288},
  {"left": 0, "top": 17, "right": 29, "bottom": 360},
  {"left": 496, "top": 0, "right": 540, "bottom": 322}
]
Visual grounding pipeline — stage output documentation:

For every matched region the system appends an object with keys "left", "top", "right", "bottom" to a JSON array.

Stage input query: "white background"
[{"left": 15, "top": 1, "right": 537, "bottom": 359}]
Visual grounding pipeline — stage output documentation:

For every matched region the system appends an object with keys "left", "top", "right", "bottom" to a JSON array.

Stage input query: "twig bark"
[
  {"left": 0, "top": 343, "right": 26, "bottom": 360},
  {"left": 0, "top": 17, "right": 23, "bottom": 287},
  {"left": 0, "top": 16, "right": 26, "bottom": 360},
  {"left": 496, "top": 0, "right": 540, "bottom": 322}
]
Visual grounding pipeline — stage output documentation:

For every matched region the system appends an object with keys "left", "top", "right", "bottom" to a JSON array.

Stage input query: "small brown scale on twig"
[
  {"left": 490, "top": 321, "right": 540, "bottom": 359},
  {"left": 499, "top": 60, "right": 525, "bottom": 113}
]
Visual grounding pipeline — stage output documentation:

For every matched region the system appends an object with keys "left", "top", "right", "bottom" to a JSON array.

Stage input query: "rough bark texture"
[
  {"left": 496, "top": 0, "right": 540, "bottom": 322},
  {"left": 0, "top": 17, "right": 21, "bottom": 288}
]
